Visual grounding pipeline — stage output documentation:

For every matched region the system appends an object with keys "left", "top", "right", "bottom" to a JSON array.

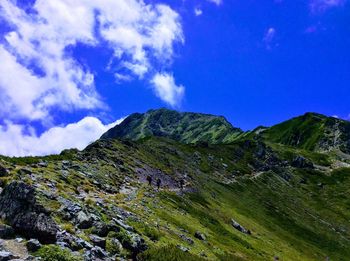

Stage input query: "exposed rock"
[
  {"left": 84, "top": 246, "right": 109, "bottom": 261},
  {"left": 37, "top": 162, "right": 48, "bottom": 168},
  {"left": 26, "top": 239, "right": 41, "bottom": 252},
  {"left": 92, "top": 223, "right": 109, "bottom": 238},
  {"left": 89, "top": 235, "right": 106, "bottom": 249},
  {"left": 17, "top": 168, "right": 32, "bottom": 176},
  {"left": 231, "top": 219, "right": 251, "bottom": 235},
  {"left": 112, "top": 218, "right": 133, "bottom": 232},
  {"left": 179, "top": 234, "right": 194, "bottom": 245},
  {"left": 0, "top": 166, "right": 9, "bottom": 178},
  {"left": 106, "top": 238, "right": 122, "bottom": 255},
  {"left": 0, "top": 250, "right": 17, "bottom": 261},
  {"left": 0, "top": 225, "right": 15, "bottom": 239},
  {"left": 194, "top": 231, "right": 206, "bottom": 241},
  {"left": 0, "top": 182, "right": 59, "bottom": 243},
  {"left": 58, "top": 198, "right": 82, "bottom": 220},
  {"left": 117, "top": 231, "right": 147, "bottom": 254},
  {"left": 176, "top": 245, "right": 189, "bottom": 252},
  {"left": 76, "top": 211, "right": 93, "bottom": 229},
  {"left": 92, "top": 222, "right": 119, "bottom": 237},
  {"left": 291, "top": 156, "right": 314, "bottom": 169},
  {"left": 56, "top": 231, "right": 93, "bottom": 251}
]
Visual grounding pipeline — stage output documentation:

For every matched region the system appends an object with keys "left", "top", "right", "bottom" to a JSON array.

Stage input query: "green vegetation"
[
  {"left": 137, "top": 245, "right": 205, "bottom": 261},
  {"left": 263, "top": 112, "right": 350, "bottom": 153},
  {"left": 101, "top": 108, "right": 242, "bottom": 144},
  {"left": 35, "top": 245, "right": 82, "bottom": 261}
]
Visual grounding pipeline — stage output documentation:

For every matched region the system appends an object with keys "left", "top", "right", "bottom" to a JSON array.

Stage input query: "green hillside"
[
  {"left": 101, "top": 108, "right": 242, "bottom": 144},
  {"left": 262, "top": 112, "right": 350, "bottom": 153},
  {"left": 0, "top": 109, "right": 350, "bottom": 261}
]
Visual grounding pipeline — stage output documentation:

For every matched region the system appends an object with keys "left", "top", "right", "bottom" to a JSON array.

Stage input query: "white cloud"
[
  {"left": 0, "top": 0, "right": 184, "bottom": 122},
  {"left": 151, "top": 73, "right": 185, "bottom": 107},
  {"left": 263, "top": 27, "right": 276, "bottom": 49},
  {"left": 310, "top": 0, "right": 346, "bottom": 13},
  {"left": 207, "top": 0, "right": 223, "bottom": 6},
  {"left": 194, "top": 8, "right": 203, "bottom": 16},
  {"left": 0, "top": 117, "right": 125, "bottom": 157},
  {"left": 0, "top": 0, "right": 184, "bottom": 156}
]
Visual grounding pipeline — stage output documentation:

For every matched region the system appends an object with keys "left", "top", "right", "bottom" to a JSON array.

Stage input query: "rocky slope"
[{"left": 0, "top": 109, "right": 350, "bottom": 261}]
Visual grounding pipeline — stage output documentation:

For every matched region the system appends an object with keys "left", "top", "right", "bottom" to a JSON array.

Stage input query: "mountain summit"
[
  {"left": 101, "top": 108, "right": 242, "bottom": 144},
  {"left": 1, "top": 109, "right": 350, "bottom": 261},
  {"left": 263, "top": 112, "right": 350, "bottom": 153}
]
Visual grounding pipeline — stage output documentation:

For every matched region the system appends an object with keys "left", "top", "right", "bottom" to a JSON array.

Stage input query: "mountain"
[
  {"left": 0, "top": 109, "right": 350, "bottom": 261},
  {"left": 262, "top": 112, "right": 350, "bottom": 153},
  {"left": 101, "top": 108, "right": 242, "bottom": 144}
]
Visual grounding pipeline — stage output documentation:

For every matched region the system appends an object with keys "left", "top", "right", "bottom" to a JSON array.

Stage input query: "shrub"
[
  {"left": 106, "top": 236, "right": 122, "bottom": 254},
  {"left": 35, "top": 245, "right": 81, "bottom": 261},
  {"left": 62, "top": 223, "right": 75, "bottom": 234},
  {"left": 143, "top": 226, "right": 161, "bottom": 241}
]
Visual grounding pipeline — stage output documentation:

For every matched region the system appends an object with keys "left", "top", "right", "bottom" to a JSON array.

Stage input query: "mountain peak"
[
  {"left": 263, "top": 112, "right": 350, "bottom": 153},
  {"left": 101, "top": 108, "right": 242, "bottom": 144}
]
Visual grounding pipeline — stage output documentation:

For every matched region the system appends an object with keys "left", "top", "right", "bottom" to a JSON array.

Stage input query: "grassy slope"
[
  {"left": 101, "top": 109, "right": 242, "bottom": 144},
  {"left": 263, "top": 112, "right": 350, "bottom": 155},
  {"left": 130, "top": 169, "right": 350, "bottom": 260},
  {"left": 1, "top": 137, "right": 350, "bottom": 260},
  {"left": 262, "top": 113, "right": 327, "bottom": 151}
]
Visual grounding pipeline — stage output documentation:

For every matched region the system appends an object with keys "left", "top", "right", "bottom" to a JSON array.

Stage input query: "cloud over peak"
[
  {"left": 0, "top": 117, "right": 124, "bottom": 157},
  {"left": 0, "top": 0, "right": 185, "bottom": 123},
  {"left": 151, "top": 73, "right": 185, "bottom": 108}
]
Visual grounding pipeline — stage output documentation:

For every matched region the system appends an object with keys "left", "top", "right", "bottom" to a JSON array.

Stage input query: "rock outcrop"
[
  {"left": 0, "top": 182, "right": 58, "bottom": 243},
  {"left": 231, "top": 219, "right": 251, "bottom": 235}
]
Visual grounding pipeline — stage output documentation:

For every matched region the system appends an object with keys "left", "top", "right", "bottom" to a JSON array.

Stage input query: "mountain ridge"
[
  {"left": 102, "top": 109, "right": 350, "bottom": 154},
  {"left": 0, "top": 109, "right": 350, "bottom": 261},
  {"left": 101, "top": 108, "right": 243, "bottom": 144}
]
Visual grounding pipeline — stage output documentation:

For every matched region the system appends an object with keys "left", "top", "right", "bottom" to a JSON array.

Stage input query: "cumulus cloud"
[
  {"left": 0, "top": 0, "right": 184, "bottom": 122},
  {"left": 0, "top": 0, "right": 185, "bottom": 156},
  {"left": 0, "top": 117, "right": 125, "bottom": 157},
  {"left": 207, "top": 0, "right": 223, "bottom": 6},
  {"left": 151, "top": 73, "right": 185, "bottom": 107},
  {"left": 310, "top": 0, "right": 346, "bottom": 13}
]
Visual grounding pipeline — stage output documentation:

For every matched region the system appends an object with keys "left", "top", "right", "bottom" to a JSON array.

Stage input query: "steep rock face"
[
  {"left": 0, "top": 182, "right": 58, "bottom": 243},
  {"left": 101, "top": 108, "right": 242, "bottom": 144}
]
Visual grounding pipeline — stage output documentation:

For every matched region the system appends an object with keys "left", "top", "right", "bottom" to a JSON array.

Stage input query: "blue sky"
[{"left": 0, "top": 0, "right": 349, "bottom": 156}]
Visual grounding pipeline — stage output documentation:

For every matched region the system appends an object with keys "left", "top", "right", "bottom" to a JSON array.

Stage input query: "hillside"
[
  {"left": 262, "top": 112, "right": 350, "bottom": 153},
  {"left": 0, "top": 109, "right": 350, "bottom": 261},
  {"left": 101, "top": 109, "right": 242, "bottom": 144}
]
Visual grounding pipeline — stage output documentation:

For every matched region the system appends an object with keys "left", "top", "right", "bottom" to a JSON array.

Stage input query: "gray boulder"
[
  {"left": 84, "top": 246, "right": 109, "bottom": 261},
  {"left": 106, "top": 238, "right": 122, "bottom": 255},
  {"left": 179, "top": 234, "right": 194, "bottom": 245},
  {"left": 194, "top": 231, "right": 206, "bottom": 241},
  {"left": 76, "top": 211, "right": 93, "bottom": 229},
  {"left": 231, "top": 219, "right": 251, "bottom": 235},
  {"left": 176, "top": 245, "right": 189, "bottom": 252},
  {"left": 291, "top": 156, "right": 314, "bottom": 169},
  {"left": 0, "top": 225, "right": 15, "bottom": 239},
  {"left": 89, "top": 235, "right": 106, "bottom": 249},
  {"left": 0, "top": 250, "right": 18, "bottom": 261},
  {"left": 26, "top": 239, "right": 41, "bottom": 252},
  {"left": 0, "top": 182, "right": 59, "bottom": 243},
  {"left": 0, "top": 166, "right": 9, "bottom": 178}
]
